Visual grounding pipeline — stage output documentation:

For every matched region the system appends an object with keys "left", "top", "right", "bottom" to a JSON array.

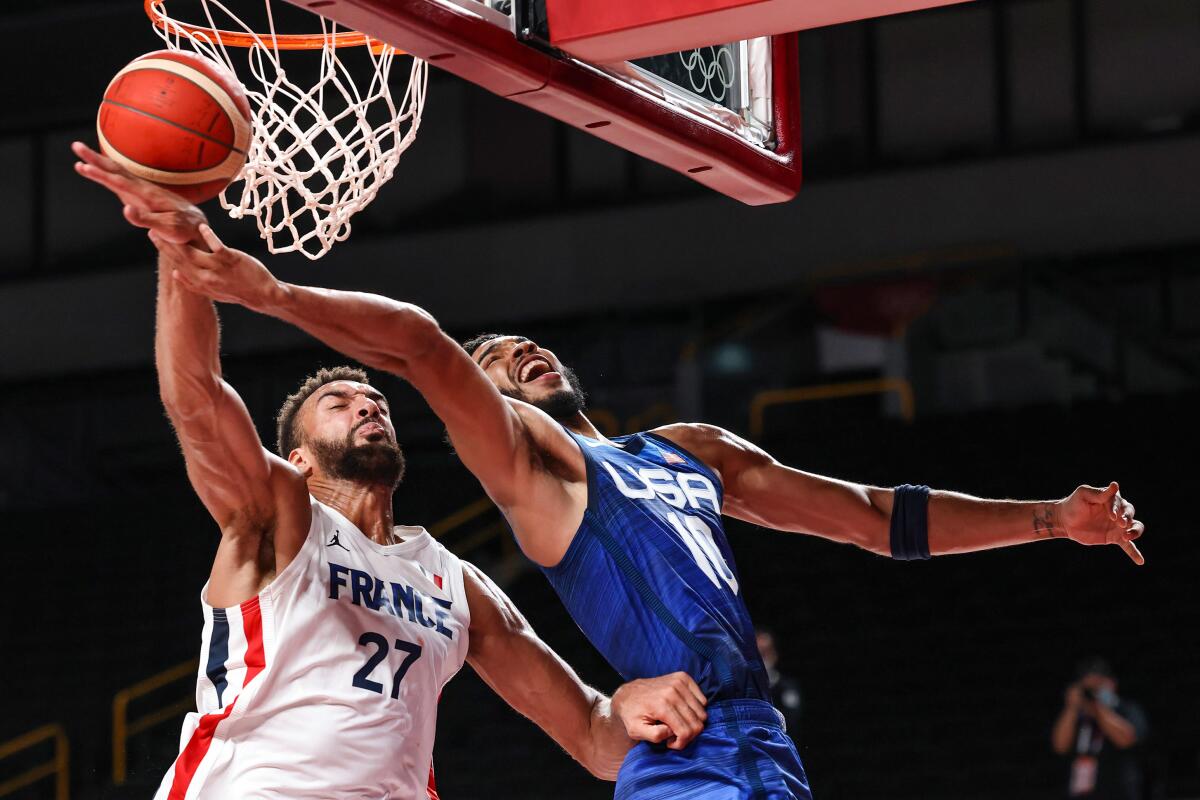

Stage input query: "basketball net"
[{"left": 147, "top": 1, "right": 428, "bottom": 259}]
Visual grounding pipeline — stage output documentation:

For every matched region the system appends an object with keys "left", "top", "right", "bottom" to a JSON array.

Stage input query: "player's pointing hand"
[
  {"left": 611, "top": 671, "right": 708, "bottom": 751},
  {"left": 1058, "top": 482, "right": 1146, "bottom": 565}
]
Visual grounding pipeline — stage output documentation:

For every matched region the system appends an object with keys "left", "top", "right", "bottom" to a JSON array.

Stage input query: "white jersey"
[{"left": 156, "top": 497, "right": 471, "bottom": 800}]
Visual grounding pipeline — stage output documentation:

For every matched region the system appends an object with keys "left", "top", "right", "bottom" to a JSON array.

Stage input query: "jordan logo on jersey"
[{"left": 327, "top": 530, "right": 350, "bottom": 551}]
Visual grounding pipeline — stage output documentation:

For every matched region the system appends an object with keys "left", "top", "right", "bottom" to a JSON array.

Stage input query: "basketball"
[{"left": 97, "top": 50, "right": 252, "bottom": 204}]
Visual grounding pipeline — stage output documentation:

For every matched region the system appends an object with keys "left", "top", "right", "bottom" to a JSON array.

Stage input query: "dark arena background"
[{"left": 2, "top": 1, "right": 1199, "bottom": 799}]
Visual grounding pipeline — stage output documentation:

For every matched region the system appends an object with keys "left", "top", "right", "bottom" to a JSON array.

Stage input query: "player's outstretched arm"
[
  {"left": 74, "top": 137, "right": 571, "bottom": 556},
  {"left": 655, "top": 423, "right": 1146, "bottom": 564},
  {"left": 160, "top": 224, "right": 581, "bottom": 565},
  {"left": 463, "top": 562, "right": 707, "bottom": 779},
  {"left": 74, "top": 142, "right": 311, "bottom": 602},
  {"left": 150, "top": 242, "right": 311, "bottom": 604}
]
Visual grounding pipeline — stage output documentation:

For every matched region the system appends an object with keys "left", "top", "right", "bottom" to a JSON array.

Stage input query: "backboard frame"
[{"left": 284, "top": 0, "right": 801, "bottom": 204}]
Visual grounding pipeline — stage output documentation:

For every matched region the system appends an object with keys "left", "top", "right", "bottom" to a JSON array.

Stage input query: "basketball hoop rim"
[{"left": 144, "top": 0, "right": 394, "bottom": 52}]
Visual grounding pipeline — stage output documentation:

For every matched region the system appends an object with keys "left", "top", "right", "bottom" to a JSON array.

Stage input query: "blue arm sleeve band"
[{"left": 889, "top": 484, "right": 932, "bottom": 561}]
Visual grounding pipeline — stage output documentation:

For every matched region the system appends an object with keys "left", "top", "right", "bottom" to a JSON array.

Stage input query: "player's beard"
[
  {"left": 501, "top": 363, "right": 588, "bottom": 421},
  {"left": 307, "top": 423, "right": 406, "bottom": 488}
]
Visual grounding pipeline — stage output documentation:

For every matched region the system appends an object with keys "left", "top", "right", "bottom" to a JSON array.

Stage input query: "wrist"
[
  {"left": 609, "top": 684, "right": 629, "bottom": 723},
  {"left": 256, "top": 278, "right": 291, "bottom": 314},
  {"left": 1033, "top": 500, "right": 1064, "bottom": 540}
]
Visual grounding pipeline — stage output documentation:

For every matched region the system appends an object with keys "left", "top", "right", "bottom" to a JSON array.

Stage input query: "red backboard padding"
[
  {"left": 287, "top": 0, "right": 801, "bottom": 205},
  {"left": 546, "top": 0, "right": 971, "bottom": 62}
]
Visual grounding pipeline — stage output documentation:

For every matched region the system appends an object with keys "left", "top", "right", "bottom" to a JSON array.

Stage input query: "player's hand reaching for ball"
[
  {"left": 1058, "top": 482, "right": 1146, "bottom": 565},
  {"left": 148, "top": 224, "right": 278, "bottom": 310},
  {"left": 612, "top": 671, "right": 708, "bottom": 751},
  {"left": 71, "top": 141, "right": 207, "bottom": 245}
]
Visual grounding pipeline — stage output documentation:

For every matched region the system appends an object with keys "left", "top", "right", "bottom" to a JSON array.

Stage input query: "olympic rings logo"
[{"left": 678, "top": 46, "right": 735, "bottom": 102}]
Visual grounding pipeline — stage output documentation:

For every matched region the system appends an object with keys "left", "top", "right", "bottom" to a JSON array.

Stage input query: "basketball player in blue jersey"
[{"left": 77, "top": 143, "right": 1146, "bottom": 800}]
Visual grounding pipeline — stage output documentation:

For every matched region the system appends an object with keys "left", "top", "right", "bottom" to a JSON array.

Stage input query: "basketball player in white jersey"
[{"left": 73, "top": 143, "right": 711, "bottom": 800}]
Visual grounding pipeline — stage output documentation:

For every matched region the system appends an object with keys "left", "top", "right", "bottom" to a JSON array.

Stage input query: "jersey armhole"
[
  {"left": 199, "top": 504, "right": 320, "bottom": 611},
  {"left": 265, "top": 497, "right": 324, "bottom": 595},
  {"left": 539, "top": 427, "right": 600, "bottom": 573},
  {"left": 436, "top": 549, "right": 472, "bottom": 689}
]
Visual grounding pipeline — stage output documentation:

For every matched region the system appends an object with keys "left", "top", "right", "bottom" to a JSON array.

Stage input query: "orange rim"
[{"left": 144, "top": 0, "right": 395, "bottom": 52}]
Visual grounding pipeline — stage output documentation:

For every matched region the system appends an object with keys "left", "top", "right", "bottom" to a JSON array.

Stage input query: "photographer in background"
[{"left": 1052, "top": 658, "right": 1149, "bottom": 800}]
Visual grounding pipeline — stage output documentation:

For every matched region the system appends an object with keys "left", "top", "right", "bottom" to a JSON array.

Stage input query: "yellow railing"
[
  {"left": 429, "top": 495, "right": 496, "bottom": 538},
  {"left": 112, "top": 660, "right": 196, "bottom": 785},
  {"left": 625, "top": 401, "right": 677, "bottom": 433},
  {"left": 749, "top": 378, "right": 915, "bottom": 439},
  {"left": 0, "top": 723, "right": 68, "bottom": 800},
  {"left": 429, "top": 494, "right": 507, "bottom": 561}
]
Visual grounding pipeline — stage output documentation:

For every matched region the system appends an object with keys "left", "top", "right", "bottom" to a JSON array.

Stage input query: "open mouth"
[{"left": 517, "top": 356, "right": 559, "bottom": 384}]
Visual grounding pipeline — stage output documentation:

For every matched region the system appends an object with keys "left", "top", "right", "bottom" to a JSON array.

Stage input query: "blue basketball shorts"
[{"left": 615, "top": 699, "right": 812, "bottom": 800}]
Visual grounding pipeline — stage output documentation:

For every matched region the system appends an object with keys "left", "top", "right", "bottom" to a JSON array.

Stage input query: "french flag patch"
[{"left": 417, "top": 564, "right": 444, "bottom": 590}]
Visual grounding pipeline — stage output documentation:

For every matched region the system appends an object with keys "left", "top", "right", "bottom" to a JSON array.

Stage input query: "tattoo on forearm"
[{"left": 1033, "top": 505, "right": 1058, "bottom": 539}]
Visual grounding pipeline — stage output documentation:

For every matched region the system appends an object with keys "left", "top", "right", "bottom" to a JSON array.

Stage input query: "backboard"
[{"left": 284, "top": 0, "right": 803, "bottom": 205}]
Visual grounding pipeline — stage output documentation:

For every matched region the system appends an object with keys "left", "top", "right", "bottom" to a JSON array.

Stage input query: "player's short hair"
[
  {"left": 275, "top": 365, "right": 370, "bottom": 457},
  {"left": 461, "top": 332, "right": 504, "bottom": 357}
]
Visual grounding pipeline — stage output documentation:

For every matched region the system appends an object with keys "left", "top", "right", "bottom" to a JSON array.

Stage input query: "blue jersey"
[{"left": 542, "top": 430, "right": 770, "bottom": 703}]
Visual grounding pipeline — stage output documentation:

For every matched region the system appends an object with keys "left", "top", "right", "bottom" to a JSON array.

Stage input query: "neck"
[
  {"left": 307, "top": 476, "right": 396, "bottom": 544},
  {"left": 561, "top": 411, "right": 604, "bottom": 439}
]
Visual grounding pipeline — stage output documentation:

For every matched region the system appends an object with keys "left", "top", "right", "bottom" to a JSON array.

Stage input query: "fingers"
[
  {"left": 674, "top": 671, "right": 708, "bottom": 709},
  {"left": 613, "top": 673, "right": 709, "bottom": 752},
  {"left": 627, "top": 721, "right": 672, "bottom": 745},
  {"left": 74, "top": 160, "right": 140, "bottom": 202},
  {"left": 649, "top": 695, "right": 694, "bottom": 751},
  {"left": 1119, "top": 538, "right": 1145, "bottom": 566},
  {"left": 71, "top": 141, "right": 125, "bottom": 174},
  {"left": 660, "top": 675, "right": 706, "bottom": 750},
  {"left": 151, "top": 235, "right": 208, "bottom": 297},
  {"left": 148, "top": 229, "right": 183, "bottom": 259},
  {"left": 127, "top": 205, "right": 202, "bottom": 244},
  {"left": 198, "top": 223, "right": 226, "bottom": 255},
  {"left": 171, "top": 265, "right": 204, "bottom": 294},
  {"left": 639, "top": 688, "right": 704, "bottom": 751},
  {"left": 73, "top": 142, "right": 185, "bottom": 213},
  {"left": 1113, "top": 496, "right": 1135, "bottom": 526},
  {"left": 666, "top": 692, "right": 705, "bottom": 750},
  {"left": 677, "top": 688, "right": 707, "bottom": 731},
  {"left": 1077, "top": 482, "right": 1118, "bottom": 506}
]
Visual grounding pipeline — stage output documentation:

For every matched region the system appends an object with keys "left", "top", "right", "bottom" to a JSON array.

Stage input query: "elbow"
[
  {"left": 579, "top": 695, "right": 625, "bottom": 782},
  {"left": 377, "top": 306, "right": 446, "bottom": 372},
  {"left": 393, "top": 304, "right": 441, "bottom": 345},
  {"left": 579, "top": 741, "right": 622, "bottom": 782}
]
